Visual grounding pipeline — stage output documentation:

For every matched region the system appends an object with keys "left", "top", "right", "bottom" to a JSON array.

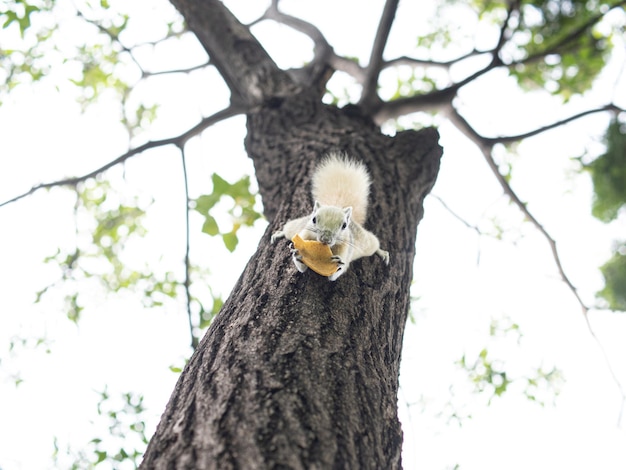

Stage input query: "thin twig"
[
  {"left": 142, "top": 61, "right": 212, "bottom": 78},
  {"left": 431, "top": 194, "right": 484, "bottom": 266},
  {"left": 484, "top": 104, "right": 624, "bottom": 145},
  {"left": 0, "top": 105, "right": 243, "bottom": 208},
  {"left": 430, "top": 194, "right": 482, "bottom": 235},
  {"left": 180, "top": 148, "right": 198, "bottom": 350},
  {"left": 382, "top": 50, "right": 489, "bottom": 70},
  {"left": 75, "top": 9, "right": 146, "bottom": 73}
]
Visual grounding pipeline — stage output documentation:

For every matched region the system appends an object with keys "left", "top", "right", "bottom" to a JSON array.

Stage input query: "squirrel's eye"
[
  {"left": 312, "top": 217, "right": 317, "bottom": 224},
  {"left": 341, "top": 222, "right": 347, "bottom": 230}
]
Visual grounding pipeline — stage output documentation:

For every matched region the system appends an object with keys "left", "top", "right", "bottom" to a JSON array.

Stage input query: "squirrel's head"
[{"left": 310, "top": 202, "right": 352, "bottom": 246}]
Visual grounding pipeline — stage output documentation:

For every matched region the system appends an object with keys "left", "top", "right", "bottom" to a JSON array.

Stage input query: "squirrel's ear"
[
  {"left": 313, "top": 201, "right": 321, "bottom": 211},
  {"left": 343, "top": 206, "right": 353, "bottom": 219}
]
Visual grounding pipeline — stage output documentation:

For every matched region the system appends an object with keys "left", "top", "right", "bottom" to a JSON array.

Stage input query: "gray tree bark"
[{"left": 141, "top": 1, "right": 442, "bottom": 468}]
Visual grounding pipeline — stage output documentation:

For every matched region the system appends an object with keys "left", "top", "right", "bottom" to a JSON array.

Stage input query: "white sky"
[{"left": 1, "top": 1, "right": 625, "bottom": 469}]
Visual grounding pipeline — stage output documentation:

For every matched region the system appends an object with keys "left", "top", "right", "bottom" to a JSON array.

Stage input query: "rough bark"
[
  {"left": 141, "top": 91, "right": 441, "bottom": 468},
  {"left": 141, "top": 1, "right": 442, "bottom": 468}
]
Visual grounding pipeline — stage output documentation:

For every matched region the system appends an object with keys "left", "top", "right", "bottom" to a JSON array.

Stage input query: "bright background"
[{"left": 1, "top": 1, "right": 625, "bottom": 469}]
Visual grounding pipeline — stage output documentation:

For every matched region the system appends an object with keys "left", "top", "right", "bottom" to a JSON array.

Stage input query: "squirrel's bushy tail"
[{"left": 312, "top": 153, "right": 371, "bottom": 225}]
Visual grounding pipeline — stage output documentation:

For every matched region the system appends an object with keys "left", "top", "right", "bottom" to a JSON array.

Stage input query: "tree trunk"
[
  {"left": 142, "top": 0, "right": 442, "bottom": 467},
  {"left": 140, "top": 91, "right": 441, "bottom": 468}
]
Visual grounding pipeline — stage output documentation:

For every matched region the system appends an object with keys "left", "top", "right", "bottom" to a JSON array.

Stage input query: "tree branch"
[
  {"left": 445, "top": 105, "right": 626, "bottom": 411},
  {"left": 169, "top": 0, "right": 297, "bottom": 104},
  {"left": 382, "top": 49, "right": 489, "bottom": 70},
  {"left": 373, "top": 58, "right": 500, "bottom": 123},
  {"left": 483, "top": 104, "right": 624, "bottom": 145},
  {"left": 493, "top": 0, "right": 520, "bottom": 59},
  {"left": 0, "top": 106, "right": 242, "bottom": 208},
  {"left": 359, "top": 0, "right": 400, "bottom": 111},
  {"left": 142, "top": 61, "right": 212, "bottom": 78}
]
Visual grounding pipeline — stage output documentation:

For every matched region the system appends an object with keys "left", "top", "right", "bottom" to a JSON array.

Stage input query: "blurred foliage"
[
  {"left": 0, "top": 0, "right": 55, "bottom": 98},
  {"left": 35, "top": 180, "right": 187, "bottom": 324},
  {"left": 584, "top": 119, "right": 626, "bottom": 311},
  {"left": 587, "top": 119, "right": 626, "bottom": 223},
  {"left": 193, "top": 174, "right": 263, "bottom": 253},
  {"left": 457, "top": 317, "right": 563, "bottom": 406},
  {"left": 508, "top": 0, "right": 615, "bottom": 101},
  {"left": 598, "top": 243, "right": 626, "bottom": 311},
  {"left": 458, "top": 348, "right": 512, "bottom": 403},
  {"left": 0, "top": 0, "right": 181, "bottom": 135},
  {"left": 1, "top": 334, "right": 52, "bottom": 387},
  {"left": 405, "top": 314, "right": 564, "bottom": 435},
  {"left": 33, "top": 176, "right": 254, "bottom": 328},
  {"left": 2, "top": 0, "right": 48, "bottom": 37},
  {"left": 69, "top": 41, "right": 131, "bottom": 108},
  {"left": 52, "top": 388, "right": 149, "bottom": 469},
  {"left": 388, "top": 68, "right": 437, "bottom": 101}
]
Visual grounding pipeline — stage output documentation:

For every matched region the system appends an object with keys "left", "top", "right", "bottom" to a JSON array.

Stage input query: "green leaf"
[
  {"left": 201, "top": 215, "right": 219, "bottom": 236},
  {"left": 211, "top": 296, "right": 224, "bottom": 315},
  {"left": 597, "top": 244, "right": 626, "bottom": 311},
  {"left": 222, "top": 232, "right": 238, "bottom": 252},
  {"left": 194, "top": 173, "right": 262, "bottom": 248},
  {"left": 95, "top": 450, "right": 107, "bottom": 464},
  {"left": 66, "top": 293, "right": 83, "bottom": 323},
  {"left": 211, "top": 173, "right": 231, "bottom": 195},
  {"left": 1, "top": 3, "right": 40, "bottom": 37},
  {"left": 194, "top": 193, "right": 221, "bottom": 214}
]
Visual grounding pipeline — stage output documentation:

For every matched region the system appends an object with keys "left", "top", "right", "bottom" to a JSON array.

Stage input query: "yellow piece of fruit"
[{"left": 291, "top": 234, "right": 338, "bottom": 277}]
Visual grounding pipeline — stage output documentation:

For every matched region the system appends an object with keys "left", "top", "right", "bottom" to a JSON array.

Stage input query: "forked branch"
[{"left": 0, "top": 106, "right": 242, "bottom": 208}]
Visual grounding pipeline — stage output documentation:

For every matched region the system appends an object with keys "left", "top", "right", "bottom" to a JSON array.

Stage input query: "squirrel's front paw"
[
  {"left": 330, "top": 255, "right": 345, "bottom": 266},
  {"left": 376, "top": 249, "right": 390, "bottom": 265},
  {"left": 328, "top": 256, "right": 346, "bottom": 281},
  {"left": 271, "top": 230, "right": 285, "bottom": 243},
  {"left": 289, "top": 244, "right": 308, "bottom": 273}
]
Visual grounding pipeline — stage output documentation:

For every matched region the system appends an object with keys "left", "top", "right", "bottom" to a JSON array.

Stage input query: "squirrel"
[{"left": 271, "top": 153, "right": 389, "bottom": 281}]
